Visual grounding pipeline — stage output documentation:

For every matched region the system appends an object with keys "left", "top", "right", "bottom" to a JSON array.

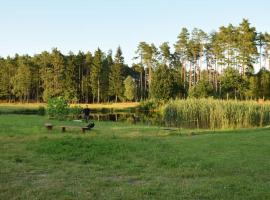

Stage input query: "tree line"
[{"left": 0, "top": 19, "right": 270, "bottom": 103}]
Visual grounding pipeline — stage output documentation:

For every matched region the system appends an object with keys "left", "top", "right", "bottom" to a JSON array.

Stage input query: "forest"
[{"left": 1, "top": 19, "right": 270, "bottom": 103}]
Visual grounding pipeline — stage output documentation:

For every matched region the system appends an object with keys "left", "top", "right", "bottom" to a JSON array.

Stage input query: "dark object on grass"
[
  {"left": 81, "top": 122, "right": 95, "bottom": 133},
  {"left": 87, "top": 122, "right": 95, "bottom": 129}
]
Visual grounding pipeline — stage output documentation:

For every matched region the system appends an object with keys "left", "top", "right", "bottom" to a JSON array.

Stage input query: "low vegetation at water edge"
[{"left": 162, "top": 99, "right": 270, "bottom": 129}]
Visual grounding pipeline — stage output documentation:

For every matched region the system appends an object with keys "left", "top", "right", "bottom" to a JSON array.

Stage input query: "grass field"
[{"left": 0, "top": 115, "right": 270, "bottom": 199}]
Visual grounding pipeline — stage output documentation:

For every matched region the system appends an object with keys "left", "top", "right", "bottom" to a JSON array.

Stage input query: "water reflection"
[
  {"left": 89, "top": 111, "right": 198, "bottom": 129},
  {"left": 89, "top": 111, "right": 162, "bottom": 126}
]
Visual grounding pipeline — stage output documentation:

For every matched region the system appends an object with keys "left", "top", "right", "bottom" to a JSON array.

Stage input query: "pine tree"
[
  {"left": 11, "top": 57, "right": 32, "bottom": 102},
  {"left": 0, "top": 59, "right": 8, "bottom": 99},
  {"left": 64, "top": 52, "right": 78, "bottom": 102},
  {"left": 81, "top": 52, "right": 93, "bottom": 103},
  {"left": 41, "top": 49, "right": 66, "bottom": 101},
  {"left": 109, "top": 47, "right": 125, "bottom": 102},
  {"left": 150, "top": 64, "right": 176, "bottom": 100},
  {"left": 90, "top": 48, "right": 103, "bottom": 103},
  {"left": 237, "top": 19, "right": 258, "bottom": 75},
  {"left": 174, "top": 28, "right": 190, "bottom": 89},
  {"left": 159, "top": 42, "right": 171, "bottom": 66}
]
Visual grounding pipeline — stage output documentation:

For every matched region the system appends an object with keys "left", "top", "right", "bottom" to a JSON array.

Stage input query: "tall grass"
[{"left": 162, "top": 99, "right": 270, "bottom": 129}]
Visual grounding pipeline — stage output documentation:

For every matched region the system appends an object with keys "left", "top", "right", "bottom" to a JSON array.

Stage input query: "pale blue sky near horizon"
[{"left": 1, "top": 0, "right": 270, "bottom": 65}]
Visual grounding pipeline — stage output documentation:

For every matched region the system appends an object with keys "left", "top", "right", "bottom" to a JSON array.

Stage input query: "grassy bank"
[
  {"left": 0, "top": 102, "right": 139, "bottom": 115},
  {"left": 0, "top": 102, "right": 139, "bottom": 109},
  {"left": 0, "top": 115, "right": 269, "bottom": 199}
]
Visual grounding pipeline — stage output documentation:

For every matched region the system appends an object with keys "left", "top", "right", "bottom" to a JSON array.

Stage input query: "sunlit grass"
[
  {"left": 0, "top": 115, "right": 269, "bottom": 200},
  {"left": 0, "top": 102, "right": 139, "bottom": 110}
]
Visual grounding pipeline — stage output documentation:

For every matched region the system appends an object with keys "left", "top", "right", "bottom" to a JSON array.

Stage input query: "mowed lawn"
[{"left": 0, "top": 115, "right": 269, "bottom": 200}]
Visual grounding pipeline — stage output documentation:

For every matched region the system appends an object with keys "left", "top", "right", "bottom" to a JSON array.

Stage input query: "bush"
[
  {"left": 139, "top": 99, "right": 164, "bottom": 111},
  {"left": 69, "top": 105, "right": 82, "bottom": 119},
  {"left": 47, "top": 97, "right": 69, "bottom": 120}
]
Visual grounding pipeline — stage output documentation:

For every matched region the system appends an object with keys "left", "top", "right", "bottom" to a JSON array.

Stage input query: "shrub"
[
  {"left": 47, "top": 97, "right": 69, "bottom": 120},
  {"left": 139, "top": 99, "right": 164, "bottom": 112},
  {"left": 69, "top": 105, "right": 82, "bottom": 119}
]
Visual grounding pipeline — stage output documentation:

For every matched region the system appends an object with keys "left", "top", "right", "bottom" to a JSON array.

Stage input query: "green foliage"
[
  {"left": 109, "top": 47, "right": 125, "bottom": 102},
  {"left": 124, "top": 75, "right": 136, "bottom": 101},
  {"left": 188, "top": 79, "right": 214, "bottom": 98},
  {"left": 47, "top": 97, "right": 69, "bottom": 120},
  {"left": 150, "top": 64, "right": 176, "bottom": 100},
  {"left": 69, "top": 105, "right": 83, "bottom": 119},
  {"left": 11, "top": 57, "right": 32, "bottom": 102},
  {"left": 90, "top": 48, "right": 108, "bottom": 103},
  {"left": 221, "top": 67, "right": 248, "bottom": 99},
  {"left": 0, "top": 19, "right": 270, "bottom": 103},
  {"left": 139, "top": 99, "right": 164, "bottom": 111},
  {"left": 162, "top": 99, "right": 270, "bottom": 129},
  {"left": 40, "top": 49, "right": 66, "bottom": 101}
]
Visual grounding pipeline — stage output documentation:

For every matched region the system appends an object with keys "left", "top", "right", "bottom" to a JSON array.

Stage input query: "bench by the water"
[
  {"left": 44, "top": 123, "right": 53, "bottom": 130},
  {"left": 44, "top": 123, "right": 94, "bottom": 133},
  {"left": 59, "top": 126, "right": 91, "bottom": 133}
]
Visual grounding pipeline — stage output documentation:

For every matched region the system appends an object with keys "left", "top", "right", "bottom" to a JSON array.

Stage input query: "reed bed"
[{"left": 162, "top": 99, "right": 270, "bottom": 129}]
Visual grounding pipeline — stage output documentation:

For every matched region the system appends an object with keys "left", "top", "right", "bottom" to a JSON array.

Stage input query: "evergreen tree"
[
  {"left": 136, "top": 42, "right": 158, "bottom": 94},
  {"left": 188, "top": 71, "right": 214, "bottom": 98},
  {"left": 81, "top": 52, "right": 93, "bottom": 103},
  {"left": 0, "top": 59, "right": 10, "bottom": 99},
  {"left": 64, "top": 52, "right": 78, "bottom": 102},
  {"left": 109, "top": 47, "right": 125, "bottom": 102},
  {"left": 90, "top": 48, "right": 103, "bottom": 103},
  {"left": 11, "top": 57, "right": 32, "bottom": 102},
  {"left": 258, "top": 69, "right": 270, "bottom": 99},
  {"left": 174, "top": 28, "right": 190, "bottom": 89},
  {"left": 41, "top": 49, "right": 66, "bottom": 101},
  {"left": 150, "top": 64, "right": 176, "bottom": 100},
  {"left": 159, "top": 42, "right": 171, "bottom": 65},
  {"left": 221, "top": 67, "right": 247, "bottom": 99},
  {"left": 237, "top": 19, "right": 258, "bottom": 75}
]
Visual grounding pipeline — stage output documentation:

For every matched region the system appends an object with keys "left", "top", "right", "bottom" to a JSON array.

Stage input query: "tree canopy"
[{"left": 0, "top": 19, "right": 270, "bottom": 103}]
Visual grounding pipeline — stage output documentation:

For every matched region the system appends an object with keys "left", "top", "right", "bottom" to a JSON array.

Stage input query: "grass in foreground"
[{"left": 0, "top": 115, "right": 269, "bottom": 200}]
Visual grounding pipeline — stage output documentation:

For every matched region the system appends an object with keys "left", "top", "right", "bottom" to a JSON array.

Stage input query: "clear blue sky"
[{"left": 1, "top": 0, "right": 270, "bottom": 64}]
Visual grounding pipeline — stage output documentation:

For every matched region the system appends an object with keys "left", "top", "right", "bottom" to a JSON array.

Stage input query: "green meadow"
[{"left": 0, "top": 114, "right": 270, "bottom": 200}]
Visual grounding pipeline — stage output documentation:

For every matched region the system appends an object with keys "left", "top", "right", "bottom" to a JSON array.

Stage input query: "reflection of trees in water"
[
  {"left": 89, "top": 111, "right": 199, "bottom": 129},
  {"left": 89, "top": 111, "right": 162, "bottom": 125}
]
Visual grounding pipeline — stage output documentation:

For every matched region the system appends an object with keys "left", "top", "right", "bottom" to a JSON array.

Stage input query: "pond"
[
  {"left": 88, "top": 109, "right": 199, "bottom": 129},
  {"left": 0, "top": 107, "right": 199, "bottom": 129}
]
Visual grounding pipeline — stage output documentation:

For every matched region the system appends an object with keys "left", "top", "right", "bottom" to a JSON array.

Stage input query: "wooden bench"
[
  {"left": 44, "top": 123, "right": 53, "bottom": 131},
  {"left": 44, "top": 124, "right": 93, "bottom": 133},
  {"left": 59, "top": 125, "right": 91, "bottom": 133}
]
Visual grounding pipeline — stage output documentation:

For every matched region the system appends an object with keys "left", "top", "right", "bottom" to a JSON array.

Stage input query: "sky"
[{"left": 1, "top": 0, "right": 270, "bottom": 65}]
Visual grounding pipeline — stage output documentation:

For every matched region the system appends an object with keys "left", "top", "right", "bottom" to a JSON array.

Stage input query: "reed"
[{"left": 162, "top": 99, "right": 270, "bottom": 129}]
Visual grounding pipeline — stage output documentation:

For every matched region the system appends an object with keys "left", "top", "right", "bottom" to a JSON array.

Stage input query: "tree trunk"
[
  {"left": 189, "top": 62, "right": 192, "bottom": 88},
  {"left": 140, "top": 71, "right": 143, "bottom": 100},
  {"left": 97, "top": 79, "right": 100, "bottom": 103}
]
